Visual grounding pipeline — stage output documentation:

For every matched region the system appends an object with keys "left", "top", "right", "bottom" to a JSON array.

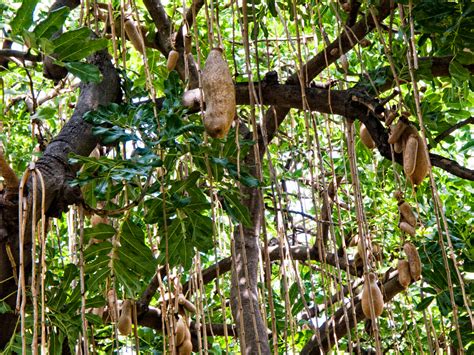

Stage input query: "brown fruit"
[
  {"left": 399, "top": 221, "right": 416, "bottom": 236},
  {"left": 184, "top": 34, "right": 192, "bottom": 54},
  {"left": 394, "top": 138, "right": 404, "bottom": 153},
  {"left": 178, "top": 294, "right": 197, "bottom": 313},
  {"left": 340, "top": 54, "right": 349, "bottom": 73},
  {"left": 167, "top": 50, "right": 180, "bottom": 71},
  {"left": 175, "top": 316, "right": 187, "bottom": 346},
  {"left": 408, "top": 137, "right": 429, "bottom": 186},
  {"left": 359, "top": 39, "right": 371, "bottom": 48},
  {"left": 117, "top": 300, "right": 133, "bottom": 335},
  {"left": 107, "top": 289, "right": 118, "bottom": 322},
  {"left": 178, "top": 339, "right": 193, "bottom": 355},
  {"left": 397, "top": 260, "right": 411, "bottom": 288},
  {"left": 360, "top": 124, "right": 376, "bottom": 149},
  {"left": 124, "top": 19, "right": 145, "bottom": 54},
  {"left": 398, "top": 201, "right": 416, "bottom": 227},
  {"left": 91, "top": 214, "right": 108, "bottom": 227},
  {"left": 403, "top": 134, "right": 419, "bottom": 176},
  {"left": 388, "top": 119, "right": 408, "bottom": 145},
  {"left": 202, "top": 48, "right": 236, "bottom": 138},
  {"left": 182, "top": 88, "right": 201, "bottom": 107},
  {"left": 0, "top": 147, "right": 19, "bottom": 189},
  {"left": 404, "top": 242, "right": 421, "bottom": 281},
  {"left": 361, "top": 273, "right": 384, "bottom": 319}
]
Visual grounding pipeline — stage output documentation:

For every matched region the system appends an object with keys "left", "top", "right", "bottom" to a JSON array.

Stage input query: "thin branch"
[
  {"left": 0, "top": 49, "right": 41, "bottom": 63},
  {"left": 433, "top": 116, "right": 474, "bottom": 144}
]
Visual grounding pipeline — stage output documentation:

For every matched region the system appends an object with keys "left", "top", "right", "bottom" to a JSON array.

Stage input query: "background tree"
[{"left": 0, "top": 0, "right": 473, "bottom": 353}]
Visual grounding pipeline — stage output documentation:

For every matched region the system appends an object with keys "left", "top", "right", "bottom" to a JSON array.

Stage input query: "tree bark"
[{"left": 0, "top": 49, "right": 120, "bottom": 349}]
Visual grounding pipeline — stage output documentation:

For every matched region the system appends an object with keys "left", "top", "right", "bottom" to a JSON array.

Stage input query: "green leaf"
[
  {"left": 449, "top": 60, "right": 471, "bottom": 82},
  {"left": 83, "top": 224, "right": 116, "bottom": 243},
  {"left": 64, "top": 62, "right": 102, "bottom": 83},
  {"left": 33, "top": 6, "right": 69, "bottom": 40},
  {"left": 0, "top": 300, "right": 12, "bottom": 314},
  {"left": 415, "top": 296, "right": 435, "bottom": 311},
  {"left": 10, "top": 0, "right": 40, "bottom": 35},
  {"left": 52, "top": 28, "right": 92, "bottom": 53},
  {"left": 221, "top": 191, "right": 252, "bottom": 227},
  {"left": 52, "top": 28, "right": 108, "bottom": 61},
  {"left": 56, "top": 38, "right": 109, "bottom": 62}
]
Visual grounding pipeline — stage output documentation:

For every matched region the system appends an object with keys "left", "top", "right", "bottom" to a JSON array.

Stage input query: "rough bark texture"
[{"left": 0, "top": 50, "right": 120, "bottom": 348}]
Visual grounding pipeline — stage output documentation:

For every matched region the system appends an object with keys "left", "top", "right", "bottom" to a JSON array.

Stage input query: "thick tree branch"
[
  {"left": 0, "top": 50, "right": 120, "bottom": 348},
  {"left": 180, "top": 81, "right": 474, "bottom": 181},
  {"left": 182, "top": 245, "right": 359, "bottom": 295},
  {"left": 261, "top": 0, "right": 393, "bottom": 149}
]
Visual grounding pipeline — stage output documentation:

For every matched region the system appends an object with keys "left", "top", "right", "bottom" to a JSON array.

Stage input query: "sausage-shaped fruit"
[
  {"left": 394, "top": 138, "right": 404, "bottom": 153},
  {"left": 397, "top": 260, "right": 411, "bottom": 288},
  {"left": 399, "top": 221, "right": 416, "bottom": 236},
  {"left": 403, "top": 134, "right": 419, "bottom": 176},
  {"left": 124, "top": 19, "right": 145, "bottom": 54},
  {"left": 404, "top": 242, "right": 421, "bottom": 281},
  {"left": 360, "top": 124, "right": 376, "bottom": 149},
  {"left": 408, "top": 137, "right": 429, "bottom": 185},
  {"left": 167, "top": 50, "right": 180, "bottom": 71},
  {"left": 175, "top": 316, "right": 187, "bottom": 346},
  {"left": 178, "top": 339, "right": 193, "bottom": 355},
  {"left": 388, "top": 119, "right": 408, "bottom": 145},
  {"left": 117, "top": 300, "right": 133, "bottom": 335},
  {"left": 178, "top": 294, "right": 197, "bottom": 313},
  {"left": 361, "top": 273, "right": 384, "bottom": 318},
  {"left": 184, "top": 35, "right": 192, "bottom": 54},
  {"left": 398, "top": 201, "right": 416, "bottom": 227},
  {"left": 202, "top": 48, "right": 236, "bottom": 138}
]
